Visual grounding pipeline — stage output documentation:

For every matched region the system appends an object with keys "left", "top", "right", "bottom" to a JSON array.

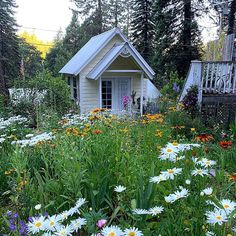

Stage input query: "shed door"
[{"left": 116, "top": 78, "right": 131, "bottom": 112}]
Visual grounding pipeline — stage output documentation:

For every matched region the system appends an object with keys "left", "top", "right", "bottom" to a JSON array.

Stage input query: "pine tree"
[
  {"left": 0, "top": 0, "right": 19, "bottom": 103},
  {"left": 152, "top": 0, "right": 202, "bottom": 85},
  {"left": 131, "top": 0, "right": 154, "bottom": 63}
]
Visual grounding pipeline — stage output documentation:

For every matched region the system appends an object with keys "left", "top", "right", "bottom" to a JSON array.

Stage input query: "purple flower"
[
  {"left": 7, "top": 211, "right": 12, "bottom": 217},
  {"left": 96, "top": 219, "right": 107, "bottom": 228},
  {"left": 9, "top": 223, "right": 16, "bottom": 231},
  {"left": 173, "top": 83, "right": 180, "bottom": 93},
  {"left": 13, "top": 213, "right": 19, "bottom": 219}
]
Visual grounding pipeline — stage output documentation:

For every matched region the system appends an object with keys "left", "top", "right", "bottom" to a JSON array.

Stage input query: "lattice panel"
[{"left": 201, "top": 102, "right": 236, "bottom": 127}]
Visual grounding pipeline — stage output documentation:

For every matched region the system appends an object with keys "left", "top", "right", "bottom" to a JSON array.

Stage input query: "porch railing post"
[{"left": 140, "top": 72, "right": 144, "bottom": 116}]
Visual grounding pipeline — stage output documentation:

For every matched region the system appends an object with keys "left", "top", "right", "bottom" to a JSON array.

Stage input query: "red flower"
[{"left": 219, "top": 140, "right": 232, "bottom": 149}]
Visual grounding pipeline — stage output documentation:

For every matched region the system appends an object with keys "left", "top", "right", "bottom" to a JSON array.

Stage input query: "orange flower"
[
  {"left": 93, "top": 129, "right": 103, "bottom": 135},
  {"left": 219, "top": 140, "right": 233, "bottom": 149},
  {"left": 195, "top": 134, "right": 214, "bottom": 142},
  {"left": 228, "top": 173, "right": 236, "bottom": 181}
]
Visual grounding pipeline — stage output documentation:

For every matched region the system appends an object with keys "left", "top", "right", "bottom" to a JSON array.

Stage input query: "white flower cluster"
[
  {"left": 158, "top": 142, "right": 200, "bottom": 162},
  {"left": 205, "top": 199, "right": 236, "bottom": 225},
  {"left": 61, "top": 113, "right": 89, "bottom": 127},
  {"left": 100, "top": 225, "right": 143, "bottom": 236},
  {"left": 0, "top": 115, "right": 27, "bottom": 130},
  {"left": 28, "top": 198, "right": 87, "bottom": 235},
  {"left": 150, "top": 167, "right": 182, "bottom": 184},
  {"left": 164, "top": 186, "right": 189, "bottom": 203},
  {"left": 133, "top": 206, "right": 164, "bottom": 216},
  {"left": 11, "top": 132, "right": 54, "bottom": 147}
]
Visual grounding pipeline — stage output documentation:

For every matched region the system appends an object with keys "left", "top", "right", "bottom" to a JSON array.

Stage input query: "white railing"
[
  {"left": 202, "top": 61, "right": 236, "bottom": 94},
  {"left": 180, "top": 60, "right": 236, "bottom": 106}
]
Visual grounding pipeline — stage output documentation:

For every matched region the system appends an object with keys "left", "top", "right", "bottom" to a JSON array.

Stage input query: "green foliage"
[
  {"left": 131, "top": 0, "right": 154, "bottom": 63},
  {"left": 182, "top": 85, "right": 199, "bottom": 118},
  {"left": 160, "top": 71, "right": 183, "bottom": 100},
  {"left": 11, "top": 71, "right": 72, "bottom": 127},
  {"left": 18, "top": 38, "right": 43, "bottom": 79}
]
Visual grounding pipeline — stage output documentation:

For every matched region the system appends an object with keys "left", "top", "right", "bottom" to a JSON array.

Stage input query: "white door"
[{"left": 116, "top": 78, "right": 131, "bottom": 112}]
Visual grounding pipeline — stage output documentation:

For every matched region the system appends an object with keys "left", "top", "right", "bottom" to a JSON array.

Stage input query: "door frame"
[{"left": 100, "top": 76, "right": 132, "bottom": 112}]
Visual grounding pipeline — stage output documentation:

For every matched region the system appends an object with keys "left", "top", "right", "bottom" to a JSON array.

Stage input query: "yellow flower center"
[
  {"left": 129, "top": 232, "right": 135, "bottom": 236},
  {"left": 206, "top": 161, "right": 210, "bottom": 166},
  {"left": 35, "top": 222, "right": 42, "bottom": 228},
  {"left": 197, "top": 170, "right": 202, "bottom": 174},
  {"left": 216, "top": 215, "right": 222, "bottom": 221},
  {"left": 50, "top": 221, "right": 55, "bottom": 226},
  {"left": 172, "top": 142, "right": 178, "bottom": 146},
  {"left": 166, "top": 148, "right": 173, "bottom": 153},
  {"left": 108, "top": 232, "right": 115, "bottom": 236},
  {"left": 224, "top": 204, "right": 230, "bottom": 209},
  {"left": 168, "top": 169, "right": 174, "bottom": 174}
]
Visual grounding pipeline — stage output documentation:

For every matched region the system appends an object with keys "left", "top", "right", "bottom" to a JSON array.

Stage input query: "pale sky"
[
  {"left": 15, "top": 0, "right": 218, "bottom": 43},
  {"left": 16, "top": 0, "right": 74, "bottom": 41}
]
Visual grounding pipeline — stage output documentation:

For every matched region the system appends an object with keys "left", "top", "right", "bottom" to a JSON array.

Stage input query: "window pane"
[
  {"left": 102, "top": 80, "right": 112, "bottom": 109},
  {"left": 73, "top": 88, "right": 77, "bottom": 99},
  {"left": 73, "top": 77, "right": 77, "bottom": 87},
  {"left": 67, "top": 77, "right": 71, "bottom": 86}
]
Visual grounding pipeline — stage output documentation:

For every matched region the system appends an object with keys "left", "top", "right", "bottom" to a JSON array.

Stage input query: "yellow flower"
[
  {"left": 190, "top": 128, "right": 196, "bottom": 132},
  {"left": 155, "top": 130, "right": 163, "bottom": 137}
]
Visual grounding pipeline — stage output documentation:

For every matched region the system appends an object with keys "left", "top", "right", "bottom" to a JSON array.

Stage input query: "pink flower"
[{"left": 96, "top": 219, "right": 107, "bottom": 228}]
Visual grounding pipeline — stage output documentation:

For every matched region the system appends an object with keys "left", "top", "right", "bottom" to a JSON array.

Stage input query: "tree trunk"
[
  {"left": 183, "top": 0, "right": 192, "bottom": 49},
  {"left": 115, "top": 0, "right": 118, "bottom": 27},
  {"left": 97, "top": 0, "right": 103, "bottom": 33},
  {"left": 227, "top": 0, "right": 236, "bottom": 35},
  {"left": 0, "top": 30, "right": 9, "bottom": 105}
]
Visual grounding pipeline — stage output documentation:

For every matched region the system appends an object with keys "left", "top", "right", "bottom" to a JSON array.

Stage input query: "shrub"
[{"left": 10, "top": 71, "right": 73, "bottom": 127}]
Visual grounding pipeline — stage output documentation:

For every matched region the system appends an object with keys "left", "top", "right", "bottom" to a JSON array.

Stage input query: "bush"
[
  {"left": 160, "top": 71, "right": 183, "bottom": 100},
  {"left": 11, "top": 71, "right": 73, "bottom": 127}
]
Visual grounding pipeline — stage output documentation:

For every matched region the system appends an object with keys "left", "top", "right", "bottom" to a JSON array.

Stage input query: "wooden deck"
[{"left": 179, "top": 60, "right": 236, "bottom": 125}]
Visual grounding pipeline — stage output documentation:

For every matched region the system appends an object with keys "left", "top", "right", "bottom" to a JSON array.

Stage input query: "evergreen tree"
[
  {"left": 19, "top": 38, "right": 43, "bottom": 79},
  {"left": 131, "top": 0, "right": 154, "bottom": 63},
  {"left": 0, "top": 0, "right": 19, "bottom": 102},
  {"left": 152, "top": 0, "right": 202, "bottom": 85}
]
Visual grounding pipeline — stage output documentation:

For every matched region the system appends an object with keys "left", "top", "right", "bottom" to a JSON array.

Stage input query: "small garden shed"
[{"left": 59, "top": 27, "right": 160, "bottom": 114}]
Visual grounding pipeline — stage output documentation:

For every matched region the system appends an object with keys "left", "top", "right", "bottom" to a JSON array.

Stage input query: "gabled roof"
[
  {"left": 87, "top": 42, "right": 155, "bottom": 80},
  {"left": 59, "top": 28, "right": 127, "bottom": 75}
]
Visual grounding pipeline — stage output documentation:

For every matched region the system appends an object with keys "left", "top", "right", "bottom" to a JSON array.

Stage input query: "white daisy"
[
  {"left": 198, "top": 158, "right": 216, "bottom": 168},
  {"left": 205, "top": 209, "right": 228, "bottom": 225},
  {"left": 148, "top": 206, "right": 164, "bottom": 216},
  {"left": 123, "top": 227, "right": 143, "bottom": 236},
  {"left": 191, "top": 169, "right": 208, "bottom": 177},
  {"left": 70, "top": 217, "right": 87, "bottom": 232},
  {"left": 165, "top": 187, "right": 189, "bottom": 203},
  {"left": 161, "top": 167, "right": 182, "bottom": 180},
  {"left": 150, "top": 173, "right": 167, "bottom": 184},
  {"left": 206, "top": 231, "right": 216, "bottom": 236},
  {"left": 114, "top": 185, "right": 126, "bottom": 193},
  {"left": 59, "top": 211, "right": 69, "bottom": 221},
  {"left": 220, "top": 199, "right": 236, "bottom": 214},
  {"left": 44, "top": 215, "right": 61, "bottom": 231},
  {"left": 68, "top": 206, "right": 80, "bottom": 216},
  {"left": 54, "top": 225, "right": 73, "bottom": 236},
  {"left": 75, "top": 198, "right": 87, "bottom": 208},
  {"left": 101, "top": 225, "right": 123, "bottom": 236},
  {"left": 27, "top": 216, "right": 46, "bottom": 234},
  {"left": 201, "top": 187, "right": 213, "bottom": 196},
  {"left": 132, "top": 209, "right": 149, "bottom": 215}
]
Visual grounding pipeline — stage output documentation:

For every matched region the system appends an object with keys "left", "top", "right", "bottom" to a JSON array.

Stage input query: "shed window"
[
  {"left": 72, "top": 77, "right": 78, "bottom": 100},
  {"left": 102, "top": 80, "right": 112, "bottom": 109}
]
